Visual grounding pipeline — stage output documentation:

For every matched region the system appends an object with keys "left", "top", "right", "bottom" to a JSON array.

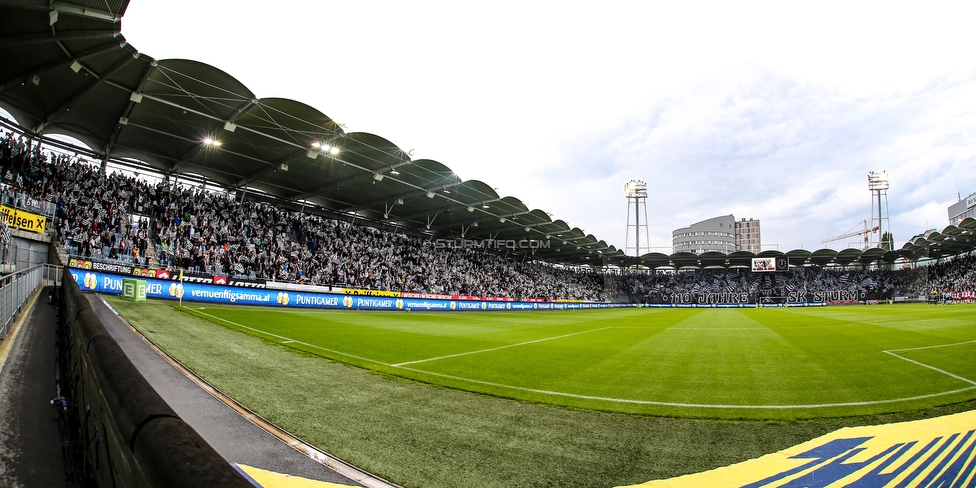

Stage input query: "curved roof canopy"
[
  {"left": 4, "top": 1, "right": 975, "bottom": 270},
  {"left": 900, "top": 218, "right": 976, "bottom": 261},
  {"left": 634, "top": 218, "right": 976, "bottom": 270},
  {"left": 0, "top": 0, "right": 632, "bottom": 266}
]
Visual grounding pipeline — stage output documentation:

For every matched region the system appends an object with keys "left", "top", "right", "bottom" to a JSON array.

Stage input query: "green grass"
[
  {"left": 107, "top": 298, "right": 976, "bottom": 488},
  {"left": 173, "top": 303, "right": 976, "bottom": 420}
]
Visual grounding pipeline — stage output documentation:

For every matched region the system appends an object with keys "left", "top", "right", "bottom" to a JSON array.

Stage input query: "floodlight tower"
[
  {"left": 868, "top": 171, "right": 890, "bottom": 249},
  {"left": 624, "top": 180, "right": 650, "bottom": 257}
]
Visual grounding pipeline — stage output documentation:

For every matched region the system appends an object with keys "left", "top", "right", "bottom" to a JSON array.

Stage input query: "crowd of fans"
[
  {"left": 2, "top": 126, "right": 975, "bottom": 304},
  {"left": 617, "top": 266, "right": 939, "bottom": 303},
  {"left": 1, "top": 129, "right": 607, "bottom": 301},
  {"left": 147, "top": 185, "right": 607, "bottom": 300},
  {"left": 906, "top": 253, "right": 976, "bottom": 302}
]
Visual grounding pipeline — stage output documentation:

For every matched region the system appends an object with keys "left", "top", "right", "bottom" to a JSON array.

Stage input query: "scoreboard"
[{"left": 751, "top": 257, "right": 788, "bottom": 272}]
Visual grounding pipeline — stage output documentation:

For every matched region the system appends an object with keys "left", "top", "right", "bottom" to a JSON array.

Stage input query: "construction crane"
[{"left": 822, "top": 220, "right": 880, "bottom": 250}]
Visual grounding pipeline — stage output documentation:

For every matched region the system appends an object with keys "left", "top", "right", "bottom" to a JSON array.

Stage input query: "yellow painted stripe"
[
  {"left": 619, "top": 408, "right": 976, "bottom": 487},
  {"left": 0, "top": 289, "right": 42, "bottom": 374},
  {"left": 237, "top": 464, "right": 357, "bottom": 488}
]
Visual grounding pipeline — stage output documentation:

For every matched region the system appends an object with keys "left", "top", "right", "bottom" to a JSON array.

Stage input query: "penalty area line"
[
  {"left": 887, "top": 338, "right": 976, "bottom": 353},
  {"left": 883, "top": 350, "right": 976, "bottom": 387},
  {"left": 391, "top": 327, "right": 613, "bottom": 367}
]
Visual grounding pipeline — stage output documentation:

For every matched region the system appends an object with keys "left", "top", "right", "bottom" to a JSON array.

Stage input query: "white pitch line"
[
  {"left": 391, "top": 327, "right": 613, "bottom": 367},
  {"left": 883, "top": 350, "right": 976, "bottom": 387},
  {"left": 888, "top": 338, "right": 976, "bottom": 353},
  {"left": 394, "top": 364, "right": 976, "bottom": 409},
  {"left": 184, "top": 308, "right": 391, "bottom": 366}
]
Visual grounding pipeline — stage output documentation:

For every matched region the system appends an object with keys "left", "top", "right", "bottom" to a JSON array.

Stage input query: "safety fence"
[
  {"left": 57, "top": 268, "right": 253, "bottom": 487},
  {"left": 0, "top": 263, "right": 60, "bottom": 342}
]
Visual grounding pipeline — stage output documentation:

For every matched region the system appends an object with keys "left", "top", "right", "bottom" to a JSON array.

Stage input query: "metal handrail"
[{"left": 0, "top": 264, "right": 62, "bottom": 342}]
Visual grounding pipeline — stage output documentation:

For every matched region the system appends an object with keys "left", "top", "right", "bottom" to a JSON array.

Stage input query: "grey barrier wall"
[{"left": 57, "top": 268, "right": 253, "bottom": 488}]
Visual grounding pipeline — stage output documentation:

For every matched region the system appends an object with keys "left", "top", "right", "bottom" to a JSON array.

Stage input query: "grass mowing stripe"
[
  {"left": 391, "top": 326, "right": 613, "bottom": 367},
  {"left": 183, "top": 307, "right": 394, "bottom": 367},
  {"left": 397, "top": 363, "right": 976, "bottom": 409},
  {"left": 173, "top": 302, "right": 976, "bottom": 419},
  {"left": 191, "top": 306, "right": 976, "bottom": 410}
]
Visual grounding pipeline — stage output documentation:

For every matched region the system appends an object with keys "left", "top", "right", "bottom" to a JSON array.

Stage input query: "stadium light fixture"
[
  {"left": 624, "top": 179, "right": 647, "bottom": 198},
  {"left": 310, "top": 141, "right": 340, "bottom": 156},
  {"left": 467, "top": 206, "right": 475, "bottom": 212},
  {"left": 426, "top": 191, "right": 435, "bottom": 198},
  {"left": 482, "top": 204, "right": 490, "bottom": 209},
  {"left": 203, "top": 137, "right": 221, "bottom": 147},
  {"left": 868, "top": 171, "right": 889, "bottom": 190},
  {"left": 373, "top": 173, "right": 384, "bottom": 182}
]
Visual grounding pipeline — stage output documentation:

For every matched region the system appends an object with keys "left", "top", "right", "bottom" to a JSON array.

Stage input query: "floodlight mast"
[
  {"left": 624, "top": 180, "right": 650, "bottom": 257},
  {"left": 868, "top": 171, "right": 890, "bottom": 249}
]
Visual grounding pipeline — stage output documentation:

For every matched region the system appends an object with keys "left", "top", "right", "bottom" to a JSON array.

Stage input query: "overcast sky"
[{"left": 108, "top": 2, "right": 976, "bottom": 252}]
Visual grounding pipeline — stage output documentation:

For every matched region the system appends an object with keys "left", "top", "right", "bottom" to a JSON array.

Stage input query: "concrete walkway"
[
  {"left": 0, "top": 289, "right": 69, "bottom": 488},
  {"left": 1, "top": 290, "right": 389, "bottom": 487},
  {"left": 83, "top": 293, "right": 369, "bottom": 487}
]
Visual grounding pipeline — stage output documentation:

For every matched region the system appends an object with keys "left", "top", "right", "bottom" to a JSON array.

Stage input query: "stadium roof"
[
  {"left": 3, "top": 1, "right": 975, "bottom": 270},
  {"left": 0, "top": 0, "right": 632, "bottom": 267},
  {"left": 634, "top": 218, "right": 976, "bottom": 270}
]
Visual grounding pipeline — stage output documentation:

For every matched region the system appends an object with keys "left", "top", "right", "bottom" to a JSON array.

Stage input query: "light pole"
[
  {"left": 624, "top": 180, "right": 650, "bottom": 257},
  {"left": 868, "top": 171, "right": 890, "bottom": 249}
]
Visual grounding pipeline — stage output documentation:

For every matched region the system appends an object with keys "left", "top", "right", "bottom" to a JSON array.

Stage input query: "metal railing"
[{"left": 0, "top": 263, "right": 62, "bottom": 342}]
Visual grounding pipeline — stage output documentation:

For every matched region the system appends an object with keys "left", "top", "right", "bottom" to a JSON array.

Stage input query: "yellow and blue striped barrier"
[{"left": 622, "top": 409, "right": 976, "bottom": 487}]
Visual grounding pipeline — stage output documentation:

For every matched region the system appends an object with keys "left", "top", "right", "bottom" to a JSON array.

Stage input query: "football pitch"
[{"left": 172, "top": 302, "right": 976, "bottom": 420}]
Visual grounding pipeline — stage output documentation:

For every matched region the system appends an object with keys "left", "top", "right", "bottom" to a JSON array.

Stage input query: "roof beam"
[
  {"left": 0, "top": 40, "right": 120, "bottom": 93},
  {"left": 49, "top": 1, "right": 123, "bottom": 22},
  {"left": 0, "top": 30, "right": 120, "bottom": 47},
  {"left": 388, "top": 203, "right": 475, "bottom": 223},
  {"left": 294, "top": 157, "right": 411, "bottom": 201},
  {"left": 224, "top": 98, "right": 256, "bottom": 127},
  {"left": 105, "top": 61, "right": 156, "bottom": 160},
  {"left": 106, "top": 77, "right": 344, "bottom": 154},
  {"left": 33, "top": 52, "right": 138, "bottom": 133},
  {"left": 427, "top": 209, "right": 533, "bottom": 231},
  {"left": 233, "top": 148, "right": 307, "bottom": 188}
]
